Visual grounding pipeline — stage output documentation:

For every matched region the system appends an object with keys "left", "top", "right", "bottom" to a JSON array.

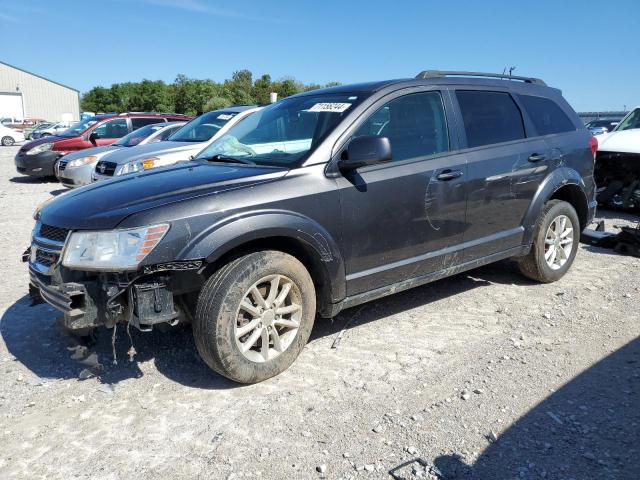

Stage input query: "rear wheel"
[
  {"left": 193, "top": 250, "right": 316, "bottom": 383},
  {"left": 518, "top": 200, "right": 580, "bottom": 283},
  {"left": 1, "top": 136, "right": 14, "bottom": 146}
]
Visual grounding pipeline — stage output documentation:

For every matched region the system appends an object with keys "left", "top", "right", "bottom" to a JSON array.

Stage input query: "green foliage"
[{"left": 80, "top": 71, "right": 341, "bottom": 114}]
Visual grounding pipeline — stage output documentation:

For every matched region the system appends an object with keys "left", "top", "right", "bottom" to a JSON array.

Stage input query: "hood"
[
  {"left": 97, "top": 140, "right": 204, "bottom": 165},
  {"left": 19, "top": 135, "right": 65, "bottom": 152},
  {"left": 596, "top": 129, "right": 640, "bottom": 155},
  {"left": 38, "top": 162, "right": 288, "bottom": 230},
  {"left": 61, "top": 145, "right": 120, "bottom": 161}
]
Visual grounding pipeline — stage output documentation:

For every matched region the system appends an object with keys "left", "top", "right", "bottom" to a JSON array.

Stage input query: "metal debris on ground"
[
  {"left": 331, "top": 306, "right": 366, "bottom": 349},
  {"left": 580, "top": 219, "right": 640, "bottom": 257}
]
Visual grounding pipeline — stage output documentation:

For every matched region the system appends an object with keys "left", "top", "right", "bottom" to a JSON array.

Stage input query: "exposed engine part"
[
  {"left": 595, "top": 152, "right": 640, "bottom": 211},
  {"left": 580, "top": 220, "right": 640, "bottom": 257}
]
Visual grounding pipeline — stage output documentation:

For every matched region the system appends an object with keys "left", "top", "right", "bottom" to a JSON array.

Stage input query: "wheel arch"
[
  {"left": 180, "top": 211, "right": 346, "bottom": 316},
  {"left": 522, "top": 167, "right": 590, "bottom": 245}
]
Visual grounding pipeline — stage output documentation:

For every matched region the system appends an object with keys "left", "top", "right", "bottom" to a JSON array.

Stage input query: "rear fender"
[{"left": 521, "top": 167, "right": 589, "bottom": 245}]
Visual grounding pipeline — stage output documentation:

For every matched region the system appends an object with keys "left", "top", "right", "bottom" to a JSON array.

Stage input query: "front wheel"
[
  {"left": 517, "top": 200, "right": 580, "bottom": 283},
  {"left": 193, "top": 250, "right": 316, "bottom": 383},
  {"left": 1, "top": 136, "right": 14, "bottom": 146}
]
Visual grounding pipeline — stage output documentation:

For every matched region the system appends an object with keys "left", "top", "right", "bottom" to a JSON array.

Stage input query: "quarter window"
[
  {"left": 456, "top": 91, "right": 525, "bottom": 148},
  {"left": 519, "top": 95, "right": 575, "bottom": 135},
  {"left": 354, "top": 91, "right": 449, "bottom": 162}
]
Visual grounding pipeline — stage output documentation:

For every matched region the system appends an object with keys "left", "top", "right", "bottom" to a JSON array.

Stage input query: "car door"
[
  {"left": 333, "top": 89, "right": 468, "bottom": 296},
  {"left": 90, "top": 118, "right": 131, "bottom": 146},
  {"left": 451, "top": 89, "right": 551, "bottom": 261}
]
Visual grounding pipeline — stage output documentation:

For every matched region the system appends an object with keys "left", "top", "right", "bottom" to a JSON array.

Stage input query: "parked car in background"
[
  {"left": 585, "top": 119, "right": 619, "bottom": 136},
  {"left": 14, "top": 112, "right": 190, "bottom": 177},
  {"left": 23, "top": 121, "right": 53, "bottom": 140},
  {"left": 91, "top": 106, "right": 259, "bottom": 182},
  {"left": 57, "top": 121, "right": 186, "bottom": 188},
  {"left": 27, "top": 71, "right": 596, "bottom": 383},
  {"left": 31, "top": 121, "right": 74, "bottom": 139},
  {"left": 0, "top": 116, "right": 24, "bottom": 126},
  {"left": 0, "top": 124, "right": 25, "bottom": 146},
  {"left": 594, "top": 106, "right": 640, "bottom": 209}
]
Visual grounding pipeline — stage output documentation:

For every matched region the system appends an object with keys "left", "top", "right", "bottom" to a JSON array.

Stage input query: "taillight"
[{"left": 589, "top": 136, "right": 598, "bottom": 159}]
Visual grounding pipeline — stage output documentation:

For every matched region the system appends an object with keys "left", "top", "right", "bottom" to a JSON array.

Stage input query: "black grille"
[
  {"left": 35, "top": 249, "right": 59, "bottom": 267},
  {"left": 39, "top": 224, "right": 69, "bottom": 243},
  {"left": 16, "top": 166, "right": 26, "bottom": 173},
  {"left": 58, "top": 160, "right": 67, "bottom": 171},
  {"left": 95, "top": 161, "right": 117, "bottom": 176}
]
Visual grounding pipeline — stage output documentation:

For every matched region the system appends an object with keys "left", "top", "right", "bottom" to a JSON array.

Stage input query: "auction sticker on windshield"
[
  {"left": 307, "top": 103, "right": 352, "bottom": 113},
  {"left": 217, "top": 114, "right": 236, "bottom": 120}
]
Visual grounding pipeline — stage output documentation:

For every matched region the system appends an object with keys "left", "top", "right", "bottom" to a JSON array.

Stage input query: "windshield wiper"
[{"left": 198, "top": 154, "right": 255, "bottom": 165}]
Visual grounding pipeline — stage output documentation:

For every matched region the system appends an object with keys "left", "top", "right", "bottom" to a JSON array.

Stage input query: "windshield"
[
  {"left": 195, "top": 93, "right": 365, "bottom": 167},
  {"left": 615, "top": 108, "right": 640, "bottom": 131},
  {"left": 114, "top": 123, "right": 164, "bottom": 147},
  {"left": 58, "top": 117, "right": 100, "bottom": 137},
  {"left": 169, "top": 111, "right": 239, "bottom": 143}
]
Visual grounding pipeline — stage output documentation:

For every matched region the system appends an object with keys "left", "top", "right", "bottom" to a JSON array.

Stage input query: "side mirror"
[
  {"left": 88, "top": 131, "right": 100, "bottom": 144},
  {"left": 339, "top": 135, "right": 392, "bottom": 171}
]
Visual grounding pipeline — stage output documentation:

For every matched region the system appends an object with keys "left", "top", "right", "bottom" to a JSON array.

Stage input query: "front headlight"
[
  {"left": 117, "top": 157, "right": 159, "bottom": 176},
  {"left": 62, "top": 224, "right": 170, "bottom": 271},
  {"left": 68, "top": 155, "right": 97, "bottom": 168},
  {"left": 26, "top": 142, "right": 54, "bottom": 155}
]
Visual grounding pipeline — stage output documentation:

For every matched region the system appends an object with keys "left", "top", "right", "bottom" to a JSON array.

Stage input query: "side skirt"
[{"left": 323, "top": 245, "right": 529, "bottom": 318}]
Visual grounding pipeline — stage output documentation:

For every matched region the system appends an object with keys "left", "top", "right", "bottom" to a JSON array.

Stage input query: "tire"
[
  {"left": 517, "top": 200, "right": 580, "bottom": 283},
  {"left": 1, "top": 136, "right": 14, "bottom": 146},
  {"left": 193, "top": 250, "right": 316, "bottom": 383}
]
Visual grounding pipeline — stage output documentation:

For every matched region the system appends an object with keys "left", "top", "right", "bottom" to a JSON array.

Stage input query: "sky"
[{"left": 1, "top": 0, "right": 639, "bottom": 112}]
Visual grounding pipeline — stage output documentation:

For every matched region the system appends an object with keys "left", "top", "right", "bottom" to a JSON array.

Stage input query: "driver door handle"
[
  {"left": 436, "top": 169, "right": 463, "bottom": 181},
  {"left": 528, "top": 153, "right": 546, "bottom": 163}
]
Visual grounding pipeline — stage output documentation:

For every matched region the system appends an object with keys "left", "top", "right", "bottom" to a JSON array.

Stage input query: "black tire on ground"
[
  {"left": 193, "top": 250, "right": 316, "bottom": 383},
  {"left": 517, "top": 199, "right": 580, "bottom": 283},
  {"left": 1, "top": 136, "right": 14, "bottom": 146}
]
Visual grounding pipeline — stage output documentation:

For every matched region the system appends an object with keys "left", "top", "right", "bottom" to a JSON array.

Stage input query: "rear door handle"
[
  {"left": 436, "top": 169, "right": 463, "bottom": 181},
  {"left": 528, "top": 153, "right": 546, "bottom": 163}
]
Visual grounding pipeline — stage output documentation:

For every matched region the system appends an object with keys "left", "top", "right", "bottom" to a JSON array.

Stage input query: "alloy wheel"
[
  {"left": 544, "top": 214, "right": 574, "bottom": 270},
  {"left": 234, "top": 274, "right": 302, "bottom": 363}
]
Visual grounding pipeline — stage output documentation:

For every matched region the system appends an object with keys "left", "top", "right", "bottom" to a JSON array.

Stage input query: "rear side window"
[
  {"left": 131, "top": 117, "right": 165, "bottom": 130},
  {"left": 355, "top": 91, "right": 449, "bottom": 162},
  {"left": 456, "top": 91, "right": 525, "bottom": 148},
  {"left": 519, "top": 95, "right": 575, "bottom": 135}
]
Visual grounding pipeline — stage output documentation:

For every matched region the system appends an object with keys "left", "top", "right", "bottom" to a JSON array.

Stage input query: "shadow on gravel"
[
  {"left": 0, "top": 295, "right": 238, "bottom": 390},
  {"left": 390, "top": 337, "right": 640, "bottom": 479},
  {"left": 0, "top": 260, "right": 545, "bottom": 390},
  {"left": 310, "top": 260, "right": 534, "bottom": 342},
  {"left": 9, "top": 176, "right": 56, "bottom": 184}
]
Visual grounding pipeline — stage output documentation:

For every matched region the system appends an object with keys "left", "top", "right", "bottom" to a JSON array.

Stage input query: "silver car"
[
  {"left": 56, "top": 121, "right": 185, "bottom": 187},
  {"left": 91, "top": 106, "right": 259, "bottom": 183}
]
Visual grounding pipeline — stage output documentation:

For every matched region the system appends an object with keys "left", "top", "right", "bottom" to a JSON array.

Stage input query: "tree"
[{"left": 80, "top": 71, "right": 338, "bottom": 114}]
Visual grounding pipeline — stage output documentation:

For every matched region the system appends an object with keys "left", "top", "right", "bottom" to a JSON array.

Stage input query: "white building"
[{"left": 0, "top": 60, "right": 80, "bottom": 122}]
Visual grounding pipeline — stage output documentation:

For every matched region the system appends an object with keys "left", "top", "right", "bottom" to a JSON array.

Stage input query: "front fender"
[
  {"left": 178, "top": 209, "right": 346, "bottom": 302},
  {"left": 521, "top": 166, "right": 589, "bottom": 245}
]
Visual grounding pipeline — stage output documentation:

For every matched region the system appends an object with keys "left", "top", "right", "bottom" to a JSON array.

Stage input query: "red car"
[{"left": 14, "top": 112, "right": 191, "bottom": 177}]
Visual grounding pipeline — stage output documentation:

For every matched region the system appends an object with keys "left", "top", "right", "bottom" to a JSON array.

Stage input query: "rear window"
[
  {"left": 519, "top": 95, "right": 575, "bottom": 136},
  {"left": 456, "top": 91, "right": 525, "bottom": 148}
]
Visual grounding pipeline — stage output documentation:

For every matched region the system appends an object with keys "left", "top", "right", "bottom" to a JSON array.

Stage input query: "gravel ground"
[{"left": 0, "top": 144, "right": 638, "bottom": 480}]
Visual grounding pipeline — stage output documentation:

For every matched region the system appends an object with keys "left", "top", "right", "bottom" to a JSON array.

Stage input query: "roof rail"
[
  {"left": 117, "top": 112, "right": 188, "bottom": 116},
  {"left": 415, "top": 70, "right": 546, "bottom": 86}
]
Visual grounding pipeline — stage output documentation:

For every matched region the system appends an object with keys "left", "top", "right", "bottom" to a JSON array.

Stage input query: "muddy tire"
[
  {"left": 193, "top": 251, "right": 316, "bottom": 383},
  {"left": 518, "top": 200, "right": 580, "bottom": 283},
  {"left": 1, "top": 136, "right": 14, "bottom": 146}
]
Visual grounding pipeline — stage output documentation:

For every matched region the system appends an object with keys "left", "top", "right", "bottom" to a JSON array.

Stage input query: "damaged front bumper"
[{"left": 24, "top": 243, "right": 203, "bottom": 332}]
